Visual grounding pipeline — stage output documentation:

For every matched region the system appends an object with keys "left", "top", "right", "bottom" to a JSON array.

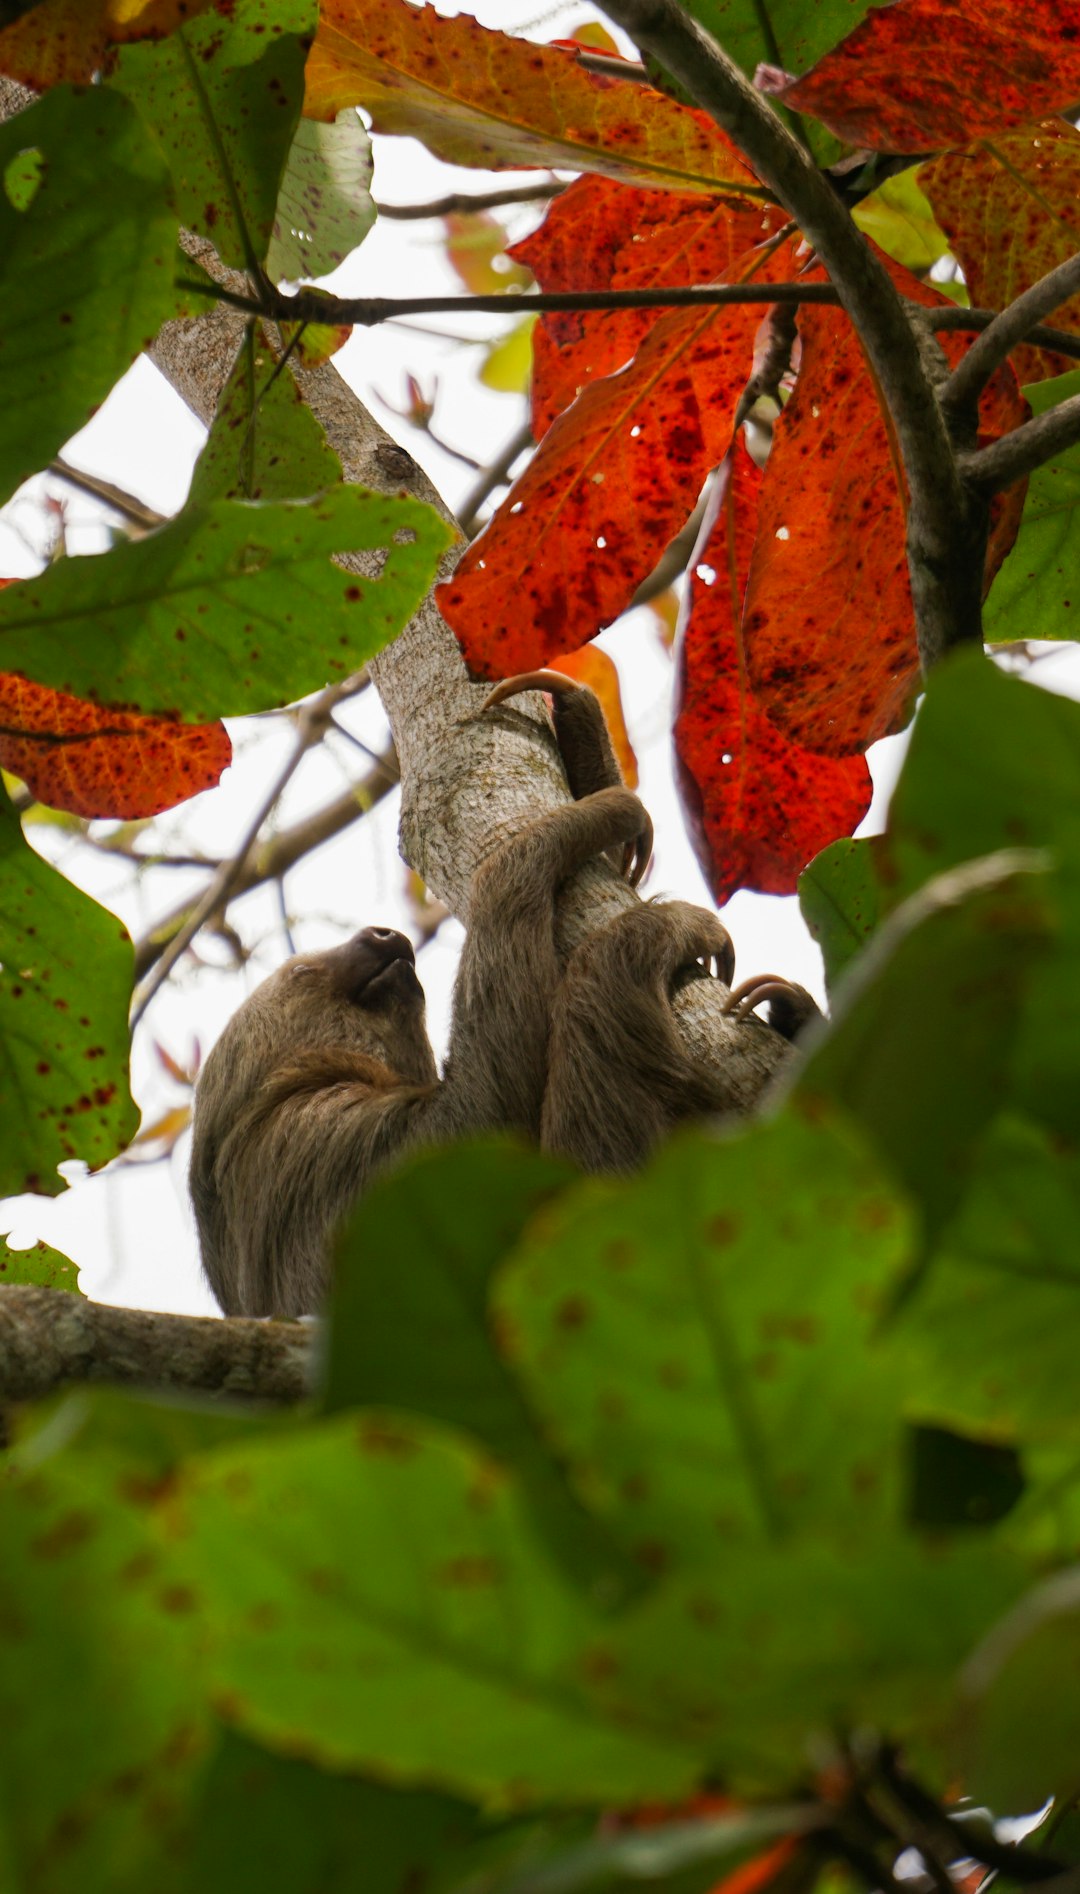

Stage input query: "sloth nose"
[{"left": 358, "top": 926, "right": 415, "bottom": 962}]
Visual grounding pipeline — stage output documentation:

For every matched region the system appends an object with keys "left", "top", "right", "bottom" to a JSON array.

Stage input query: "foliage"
[{"left": 3, "top": 0, "right": 1080, "bottom": 1890}]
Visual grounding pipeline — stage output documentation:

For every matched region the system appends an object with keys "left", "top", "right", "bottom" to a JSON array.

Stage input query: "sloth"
[{"left": 189, "top": 673, "right": 816, "bottom": 1317}]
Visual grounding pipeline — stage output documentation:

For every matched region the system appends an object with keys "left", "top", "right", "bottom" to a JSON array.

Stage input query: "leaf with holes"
[
  {"left": 674, "top": 446, "right": 870, "bottom": 903},
  {"left": 775, "top": 0, "right": 1080, "bottom": 151},
  {"left": 511, "top": 174, "right": 785, "bottom": 438},
  {"left": 305, "top": 0, "right": 762, "bottom": 197},
  {"left": 438, "top": 233, "right": 800, "bottom": 676},
  {"left": 0, "top": 487, "right": 451, "bottom": 724},
  {"left": 0, "top": 783, "right": 137, "bottom": 1196},
  {"left": 742, "top": 255, "right": 1027, "bottom": 754}
]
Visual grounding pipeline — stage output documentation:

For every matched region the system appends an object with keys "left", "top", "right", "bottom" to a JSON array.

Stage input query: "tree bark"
[{"left": 149, "top": 236, "right": 791, "bottom": 1113}]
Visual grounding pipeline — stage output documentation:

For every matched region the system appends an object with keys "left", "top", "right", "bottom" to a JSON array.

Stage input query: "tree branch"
[
  {"left": 598, "top": 0, "right": 985, "bottom": 673},
  {"left": 961, "top": 388, "right": 1080, "bottom": 495},
  {"left": 943, "top": 249, "right": 1080, "bottom": 423},
  {"left": 0, "top": 1285, "right": 311, "bottom": 1405},
  {"left": 132, "top": 744, "right": 396, "bottom": 977},
  {"left": 376, "top": 181, "right": 564, "bottom": 220}
]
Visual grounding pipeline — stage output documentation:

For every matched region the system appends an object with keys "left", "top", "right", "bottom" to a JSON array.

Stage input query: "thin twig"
[
  {"left": 129, "top": 676, "right": 368, "bottom": 1025},
  {"left": 376, "top": 181, "right": 564, "bottom": 220},
  {"left": 458, "top": 417, "right": 535, "bottom": 533},
  {"left": 961, "top": 388, "right": 1080, "bottom": 495},
  {"left": 48, "top": 458, "right": 166, "bottom": 530},
  {"left": 132, "top": 742, "right": 398, "bottom": 980},
  {"left": 175, "top": 271, "right": 1080, "bottom": 364},
  {"left": 943, "top": 250, "right": 1080, "bottom": 423}
]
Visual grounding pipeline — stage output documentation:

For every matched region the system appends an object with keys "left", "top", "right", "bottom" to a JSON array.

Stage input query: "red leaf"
[
  {"left": 776, "top": 0, "right": 1080, "bottom": 152},
  {"left": 922, "top": 120, "right": 1080, "bottom": 383},
  {"left": 438, "top": 232, "right": 800, "bottom": 678},
  {"left": 512, "top": 175, "right": 783, "bottom": 437},
  {"left": 0, "top": 671, "right": 231, "bottom": 818},
  {"left": 675, "top": 447, "right": 870, "bottom": 904},
  {"left": 742, "top": 257, "right": 1027, "bottom": 754}
]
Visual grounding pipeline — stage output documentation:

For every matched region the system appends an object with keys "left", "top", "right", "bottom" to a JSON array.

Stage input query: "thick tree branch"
[
  {"left": 943, "top": 249, "right": 1080, "bottom": 423},
  {"left": 0, "top": 1285, "right": 312, "bottom": 1404},
  {"left": 598, "top": 0, "right": 986, "bottom": 673},
  {"left": 147, "top": 236, "right": 790, "bottom": 1123},
  {"left": 960, "top": 389, "right": 1080, "bottom": 495}
]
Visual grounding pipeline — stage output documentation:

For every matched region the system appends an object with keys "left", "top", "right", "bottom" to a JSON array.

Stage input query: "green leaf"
[
  {"left": 189, "top": 1731, "right": 493, "bottom": 1894},
  {"left": 178, "top": 1412, "right": 702, "bottom": 1805},
  {"left": 957, "top": 1567, "right": 1080, "bottom": 1810},
  {"left": 984, "top": 370, "right": 1080, "bottom": 643},
  {"left": 896, "top": 1114, "right": 1080, "bottom": 1444},
  {"left": 796, "top": 848, "right": 1054, "bottom": 1240},
  {"left": 0, "top": 1449, "right": 209, "bottom": 1894},
  {"left": 798, "top": 836, "right": 882, "bottom": 990},
  {"left": 881, "top": 653, "right": 1080, "bottom": 1142},
  {"left": 0, "top": 487, "right": 452, "bottom": 722},
  {"left": 0, "top": 1235, "right": 80, "bottom": 1291},
  {"left": 646, "top": 0, "right": 872, "bottom": 160},
  {"left": 0, "top": 783, "right": 137, "bottom": 1197},
  {"left": 0, "top": 84, "right": 180, "bottom": 506},
  {"left": 186, "top": 329, "right": 343, "bottom": 506},
  {"left": 325, "top": 1141, "right": 638, "bottom": 1603},
  {"left": 267, "top": 109, "right": 375, "bottom": 282},
  {"left": 496, "top": 1109, "right": 911, "bottom": 1568},
  {"left": 852, "top": 166, "right": 951, "bottom": 274},
  {"left": 109, "top": 0, "right": 315, "bottom": 272}
]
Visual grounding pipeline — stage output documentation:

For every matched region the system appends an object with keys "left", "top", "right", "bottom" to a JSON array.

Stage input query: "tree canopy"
[{"left": 3, "top": 2, "right": 1080, "bottom": 1891}]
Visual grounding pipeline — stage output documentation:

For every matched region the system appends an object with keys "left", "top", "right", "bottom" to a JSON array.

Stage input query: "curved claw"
[
  {"left": 481, "top": 670, "right": 581, "bottom": 711},
  {"left": 722, "top": 975, "right": 795, "bottom": 1023},
  {"left": 623, "top": 810, "right": 654, "bottom": 888}
]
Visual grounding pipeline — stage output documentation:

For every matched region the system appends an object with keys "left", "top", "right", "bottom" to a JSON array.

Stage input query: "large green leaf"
[
  {"left": 177, "top": 1412, "right": 703, "bottom": 1805},
  {"left": 796, "top": 849, "right": 1054, "bottom": 1240},
  {"left": 188, "top": 1731, "right": 496, "bottom": 1894},
  {"left": 0, "top": 1447, "right": 209, "bottom": 1894},
  {"left": 110, "top": 0, "right": 315, "bottom": 271},
  {"left": 324, "top": 1142, "right": 638, "bottom": 1603},
  {"left": 186, "top": 328, "right": 343, "bottom": 507},
  {"left": 0, "top": 487, "right": 451, "bottom": 722},
  {"left": 0, "top": 84, "right": 180, "bottom": 506},
  {"left": 957, "top": 1566, "right": 1080, "bottom": 1811},
  {"left": 897, "top": 1114, "right": 1080, "bottom": 1444},
  {"left": 983, "top": 371, "right": 1080, "bottom": 643},
  {"left": 0, "top": 783, "right": 137, "bottom": 1196},
  {"left": 881, "top": 654, "right": 1080, "bottom": 1143},
  {"left": 496, "top": 1107, "right": 912, "bottom": 1568}
]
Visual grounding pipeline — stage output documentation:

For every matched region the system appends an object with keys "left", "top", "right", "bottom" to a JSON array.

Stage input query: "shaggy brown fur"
[{"left": 190, "top": 678, "right": 812, "bottom": 1318}]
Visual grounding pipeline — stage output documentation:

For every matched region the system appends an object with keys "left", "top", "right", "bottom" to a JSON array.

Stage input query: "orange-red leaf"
[
  {"left": 777, "top": 0, "right": 1080, "bottom": 152},
  {"left": 0, "top": 671, "right": 231, "bottom": 818},
  {"left": 548, "top": 645, "right": 637, "bottom": 787},
  {"left": 743, "top": 258, "right": 1027, "bottom": 754},
  {"left": 306, "top": 0, "right": 761, "bottom": 196},
  {"left": 0, "top": 0, "right": 222, "bottom": 87},
  {"left": 922, "top": 121, "right": 1080, "bottom": 383},
  {"left": 675, "top": 447, "right": 870, "bottom": 903},
  {"left": 439, "top": 233, "right": 800, "bottom": 679},
  {"left": 512, "top": 174, "right": 784, "bottom": 437}
]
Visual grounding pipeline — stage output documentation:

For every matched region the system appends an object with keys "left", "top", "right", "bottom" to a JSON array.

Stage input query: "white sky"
[{"left": 3, "top": 3, "right": 1075, "bottom": 1314}]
